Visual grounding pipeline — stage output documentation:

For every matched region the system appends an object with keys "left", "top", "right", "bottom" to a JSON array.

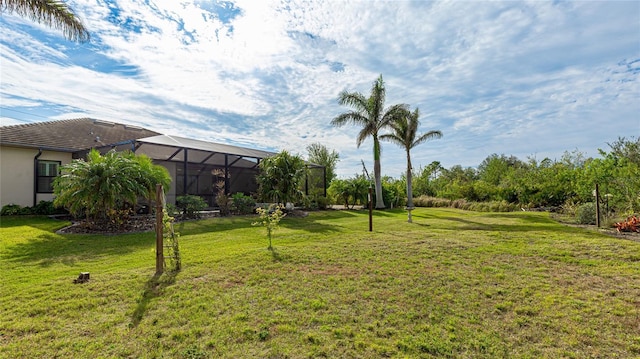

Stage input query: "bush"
[
  {"left": 413, "top": 196, "right": 451, "bottom": 208},
  {"left": 576, "top": 202, "right": 597, "bottom": 224},
  {"left": 216, "top": 193, "right": 232, "bottom": 216},
  {"left": 413, "top": 196, "right": 520, "bottom": 212},
  {"left": 1, "top": 204, "right": 23, "bottom": 216},
  {"left": 232, "top": 193, "right": 256, "bottom": 215},
  {"left": 33, "top": 200, "right": 66, "bottom": 215},
  {"left": 176, "top": 195, "right": 207, "bottom": 219},
  {"left": 314, "top": 195, "right": 329, "bottom": 210}
]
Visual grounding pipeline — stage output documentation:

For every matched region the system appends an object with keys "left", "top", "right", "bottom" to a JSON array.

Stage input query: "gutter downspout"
[{"left": 34, "top": 149, "right": 42, "bottom": 207}]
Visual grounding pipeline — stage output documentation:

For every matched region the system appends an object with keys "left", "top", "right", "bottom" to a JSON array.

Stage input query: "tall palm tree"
[
  {"left": 381, "top": 107, "right": 442, "bottom": 222},
  {"left": 1, "top": 0, "right": 90, "bottom": 42},
  {"left": 331, "top": 74, "right": 407, "bottom": 209}
]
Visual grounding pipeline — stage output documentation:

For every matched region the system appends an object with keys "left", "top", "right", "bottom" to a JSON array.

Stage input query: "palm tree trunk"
[
  {"left": 406, "top": 151, "right": 413, "bottom": 223},
  {"left": 373, "top": 138, "right": 385, "bottom": 209}
]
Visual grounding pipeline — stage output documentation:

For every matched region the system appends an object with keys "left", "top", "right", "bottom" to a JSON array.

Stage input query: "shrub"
[
  {"left": 1, "top": 204, "right": 23, "bottom": 216},
  {"left": 314, "top": 195, "right": 329, "bottom": 210},
  {"left": 232, "top": 193, "right": 256, "bottom": 215},
  {"left": 32, "top": 200, "right": 66, "bottom": 215},
  {"left": 413, "top": 196, "right": 451, "bottom": 208},
  {"left": 216, "top": 193, "right": 232, "bottom": 216},
  {"left": 176, "top": 195, "right": 207, "bottom": 219},
  {"left": 576, "top": 202, "right": 597, "bottom": 225}
]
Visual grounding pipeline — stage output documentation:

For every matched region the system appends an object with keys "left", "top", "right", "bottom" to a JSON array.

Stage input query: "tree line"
[{"left": 326, "top": 137, "right": 639, "bottom": 218}]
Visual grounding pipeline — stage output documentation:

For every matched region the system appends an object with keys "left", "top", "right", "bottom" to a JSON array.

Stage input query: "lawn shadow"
[
  {"left": 3, "top": 231, "right": 153, "bottom": 265},
  {"left": 130, "top": 270, "right": 178, "bottom": 328},
  {"left": 437, "top": 213, "right": 602, "bottom": 235},
  {"left": 176, "top": 216, "right": 253, "bottom": 236},
  {"left": 279, "top": 210, "right": 359, "bottom": 233}
]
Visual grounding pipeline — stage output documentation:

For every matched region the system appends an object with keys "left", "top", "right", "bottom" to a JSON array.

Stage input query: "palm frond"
[
  {"left": 412, "top": 130, "right": 443, "bottom": 148},
  {"left": 2, "top": 0, "right": 90, "bottom": 42}
]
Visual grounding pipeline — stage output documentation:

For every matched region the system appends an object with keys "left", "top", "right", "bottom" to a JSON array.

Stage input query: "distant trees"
[
  {"left": 306, "top": 142, "right": 339, "bottom": 189},
  {"left": 256, "top": 150, "right": 306, "bottom": 207},
  {"left": 409, "top": 137, "right": 639, "bottom": 216},
  {"left": 381, "top": 107, "right": 442, "bottom": 222},
  {"left": 331, "top": 75, "right": 407, "bottom": 209},
  {"left": 1, "top": 0, "right": 90, "bottom": 42}
]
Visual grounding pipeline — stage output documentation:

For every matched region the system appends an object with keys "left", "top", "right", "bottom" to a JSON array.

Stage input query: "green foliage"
[
  {"left": 256, "top": 150, "right": 306, "bottom": 205},
  {"left": 327, "top": 176, "right": 370, "bottom": 208},
  {"left": 162, "top": 205, "right": 181, "bottom": 272},
  {"left": 409, "top": 139, "right": 637, "bottom": 216},
  {"left": 176, "top": 195, "right": 207, "bottom": 219},
  {"left": 53, "top": 149, "right": 171, "bottom": 227},
  {"left": 576, "top": 202, "right": 597, "bottom": 225},
  {"left": 312, "top": 195, "right": 329, "bottom": 210},
  {"left": 1, "top": 201, "right": 67, "bottom": 216},
  {"left": 306, "top": 143, "right": 339, "bottom": 188},
  {"left": 216, "top": 193, "right": 232, "bottom": 216},
  {"left": 381, "top": 177, "right": 405, "bottom": 209},
  {"left": 33, "top": 200, "right": 55, "bottom": 215},
  {"left": 252, "top": 204, "right": 286, "bottom": 250},
  {"left": 231, "top": 193, "right": 256, "bottom": 215},
  {"left": 1, "top": 204, "right": 23, "bottom": 216},
  {"left": 413, "top": 196, "right": 519, "bottom": 212}
]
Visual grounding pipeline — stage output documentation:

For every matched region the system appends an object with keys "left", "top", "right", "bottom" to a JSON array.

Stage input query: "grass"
[{"left": 1, "top": 208, "right": 639, "bottom": 358}]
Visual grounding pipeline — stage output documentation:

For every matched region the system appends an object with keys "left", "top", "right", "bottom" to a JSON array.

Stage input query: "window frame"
[{"left": 36, "top": 160, "right": 61, "bottom": 193}]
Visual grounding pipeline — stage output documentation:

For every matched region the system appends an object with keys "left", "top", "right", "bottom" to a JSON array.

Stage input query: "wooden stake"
[{"left": 155, "top": 184, "right": 164, "bottom": 275}]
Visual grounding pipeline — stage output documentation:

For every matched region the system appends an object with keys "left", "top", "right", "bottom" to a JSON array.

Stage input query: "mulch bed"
[
  {"left": 56, "top": 216, "right": 156, "bottom": 235},
  {"left": 54, "top": 210, "right": 309, "bottom": 235}
]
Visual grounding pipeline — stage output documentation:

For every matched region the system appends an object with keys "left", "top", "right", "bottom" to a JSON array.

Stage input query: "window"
[{"left": 37, "top": 160, "right": 60, "bottom": 193}]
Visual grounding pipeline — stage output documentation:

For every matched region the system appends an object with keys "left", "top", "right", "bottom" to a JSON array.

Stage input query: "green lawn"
[{"left": 1, "top": 209, "right": 639, "bottom": 358}]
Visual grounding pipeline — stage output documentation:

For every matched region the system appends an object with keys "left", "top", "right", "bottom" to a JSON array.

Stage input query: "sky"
[{"left": 1, "top": 0, "right": 639, "bottom": 178}]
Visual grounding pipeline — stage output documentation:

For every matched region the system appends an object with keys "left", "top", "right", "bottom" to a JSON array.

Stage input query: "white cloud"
[{"left": 1, "top": 0, "right": 638, "bottom": 178}]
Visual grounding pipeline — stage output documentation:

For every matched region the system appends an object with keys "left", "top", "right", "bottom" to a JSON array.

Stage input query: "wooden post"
[
  {"left": 368, "top": 186, "right": 373, "bottom": 232},
  {"left": 155, "top": 184, "right": 164, "bottom": 275},
  {"left": 595, "top": 183, "right": 601, "bottom": 228}
]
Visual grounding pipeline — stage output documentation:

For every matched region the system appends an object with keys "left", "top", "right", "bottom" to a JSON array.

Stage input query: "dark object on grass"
[{"left": 73, "top": 272, "right": 90, "bottom": 284}]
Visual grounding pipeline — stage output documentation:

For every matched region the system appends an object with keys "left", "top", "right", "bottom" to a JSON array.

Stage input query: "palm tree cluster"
[
  {"left": 332, "top": 75, "right": 442, "bottom": 222},
  {"left": 53, "top": 149, "right": 171, "bottom": 226}
]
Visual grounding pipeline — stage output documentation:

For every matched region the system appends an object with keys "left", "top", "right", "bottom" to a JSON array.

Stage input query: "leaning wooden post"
[{"left": 155, "top": 184, "right": 164, "bottom": 275}]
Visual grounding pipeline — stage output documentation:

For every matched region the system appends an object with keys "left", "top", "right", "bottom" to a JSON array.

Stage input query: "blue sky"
[{"left": 1, "top": 0, "right": 638, "bottom": 177}]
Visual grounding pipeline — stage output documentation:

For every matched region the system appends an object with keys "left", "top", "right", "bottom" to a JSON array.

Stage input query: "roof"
[
  {"left": 137, "top": 135, "right": 276, "bottom": 159},
  {"left": 0, "top": 118, "right": 160, "bottom": 152},
  {"left": 0, "top": 119, "right": 322, "bottom": 168},
  {"left": 135, "top": 135, "right": 277, "bottom": 169}
]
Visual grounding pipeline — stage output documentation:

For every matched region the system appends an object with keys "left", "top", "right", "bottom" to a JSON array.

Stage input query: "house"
[{"left": 0, "top": 118, "right": 325, "bottom": 209}]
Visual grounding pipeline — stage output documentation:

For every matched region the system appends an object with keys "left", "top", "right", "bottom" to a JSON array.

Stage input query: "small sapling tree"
[{"left": 253, "top": 205, "right": 285, "bottom": 250}]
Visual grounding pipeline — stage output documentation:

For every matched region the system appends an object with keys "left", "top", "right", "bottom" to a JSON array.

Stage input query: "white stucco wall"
[{"left": 0, "top": 146, "right": 72, "bottom": 208}]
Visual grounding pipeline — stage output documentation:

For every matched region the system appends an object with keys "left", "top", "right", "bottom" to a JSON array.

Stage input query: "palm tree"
[
  {"left": 331, "top": 74, "right": 407, "bottom": 209},
  {"left": 381, "top": 107, "right": 442, "bottom": 222},
  {"left": 1, "top": 0, "right": 90, "bottom": 42}
]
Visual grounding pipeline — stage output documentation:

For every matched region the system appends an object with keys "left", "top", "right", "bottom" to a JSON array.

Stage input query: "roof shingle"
[{"left": 0, "top": 118, "right": 160, "bottom": 152}]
